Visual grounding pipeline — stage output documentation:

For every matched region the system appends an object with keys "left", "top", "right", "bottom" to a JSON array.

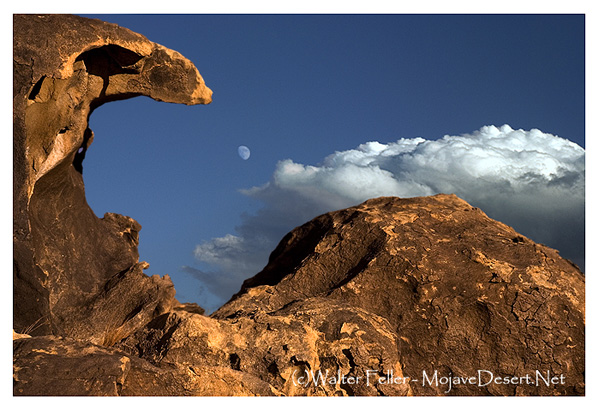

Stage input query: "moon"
[{"left": 238, "top": 145, "right": 251, "bottom": 160}]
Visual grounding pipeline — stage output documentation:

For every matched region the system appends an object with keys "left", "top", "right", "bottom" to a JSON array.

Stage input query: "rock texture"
[
  {"left": 14, "top": 15, "right": 584, "bottom": 396},
  {"left": 212, "top": 195, "right": 585, "bottom": 395}
]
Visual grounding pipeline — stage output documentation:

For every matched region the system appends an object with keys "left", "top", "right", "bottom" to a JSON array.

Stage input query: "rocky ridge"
[{"left": 13, "top": 15, "right": 584, "bottom": 396}]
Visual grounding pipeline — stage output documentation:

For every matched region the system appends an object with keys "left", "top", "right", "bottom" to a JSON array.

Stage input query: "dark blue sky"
[{"left": 81, "top": 14, "right": 585, "bottom": 308}]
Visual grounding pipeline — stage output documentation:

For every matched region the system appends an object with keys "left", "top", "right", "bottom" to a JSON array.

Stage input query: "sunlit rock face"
[
  {"left": 13, "top": 14, "right": 212, "bottom": 342},
  {"left": 13, "top": 15, "right": 584, "bottom": 396}
]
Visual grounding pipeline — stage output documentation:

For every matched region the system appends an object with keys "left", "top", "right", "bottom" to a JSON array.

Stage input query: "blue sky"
[{"left": 80, "top": 14, "right": 585, "bottom": 311}]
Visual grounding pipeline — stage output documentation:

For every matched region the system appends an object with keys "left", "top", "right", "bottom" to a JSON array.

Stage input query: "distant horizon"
[{"left": 77, "top": 14, "right": 585, "bottom": 311}]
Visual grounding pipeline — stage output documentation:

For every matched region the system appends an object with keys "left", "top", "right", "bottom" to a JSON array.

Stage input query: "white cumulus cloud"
[{"left": 186, "top": 125, "right": 585, "bottom": 312}]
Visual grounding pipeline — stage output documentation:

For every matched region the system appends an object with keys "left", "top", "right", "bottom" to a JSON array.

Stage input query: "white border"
[{"left": 4, "top": 1, "right": 596, "bottom": 408}]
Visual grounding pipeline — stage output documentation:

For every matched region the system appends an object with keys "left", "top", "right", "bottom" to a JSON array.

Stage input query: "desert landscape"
[{"left": 13, "top": 14, "right": 585, "bottom": 396}]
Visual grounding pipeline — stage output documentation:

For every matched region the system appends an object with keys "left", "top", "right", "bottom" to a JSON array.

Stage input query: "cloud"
[{"left": 187, "top": 125, "right": 585, "bottom": 311}]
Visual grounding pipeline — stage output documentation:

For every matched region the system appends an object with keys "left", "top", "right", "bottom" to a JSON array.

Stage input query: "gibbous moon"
[{"left": 238, "top": 145, "right": 251, "bottom": 160}]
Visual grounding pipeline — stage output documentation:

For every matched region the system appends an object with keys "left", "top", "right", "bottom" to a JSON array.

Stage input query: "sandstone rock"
[
  {"left": 118, "top": 298, "right": 411, "bottom": 396},
  {"left": 14, "top": 336, "right": 134, "bottom": 396},
  {"left": 13, "top": 336, "right": 277, "bottom": 396},
  {"left": 212, "top": 195, "right": 585, "bottom": 395},
  {"left": 13, "top": 330, "right": 31, "bottom": 340},
  {"left": 13, "top": 14, "right": 211, "bottom": 341}
]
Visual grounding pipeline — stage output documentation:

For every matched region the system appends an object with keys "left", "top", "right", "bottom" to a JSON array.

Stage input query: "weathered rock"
[
  {"left": 13, "top": 14, "right": 212, "bottom": 341},
  {"left": 13, "top": 335, "right": 277, "bottom": 396},
  {"left": 212, "top": 194, "right": 585, "bottom": 395},
  {"left": 118, "top": 298, "right": 411, "bottom": 396},
  {"left": 13, "top": 330, "right": 31, "bottom": 340},
  {"left": 14, "top": 336, "right": 133, "bottom": 396}
]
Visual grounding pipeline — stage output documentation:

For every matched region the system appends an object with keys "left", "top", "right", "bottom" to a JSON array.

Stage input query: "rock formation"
[
  {"left": 211, "top": 195, "right": 585, "bottom": 395},
  {"left": 13, "top": 14, "right": 212, "bottom": 343},
  {"left": 13, "top": 15, "right": 584, "bottom": 396}
]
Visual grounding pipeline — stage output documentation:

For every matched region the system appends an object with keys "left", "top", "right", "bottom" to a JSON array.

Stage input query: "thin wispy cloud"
[{"left": 187, "top": 125, "right": 585, "bottom": 312}]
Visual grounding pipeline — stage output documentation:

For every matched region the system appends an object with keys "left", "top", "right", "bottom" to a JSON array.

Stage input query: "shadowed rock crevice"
[{"left": 28, "top": 75, "right": 47, "bottom": 100}]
